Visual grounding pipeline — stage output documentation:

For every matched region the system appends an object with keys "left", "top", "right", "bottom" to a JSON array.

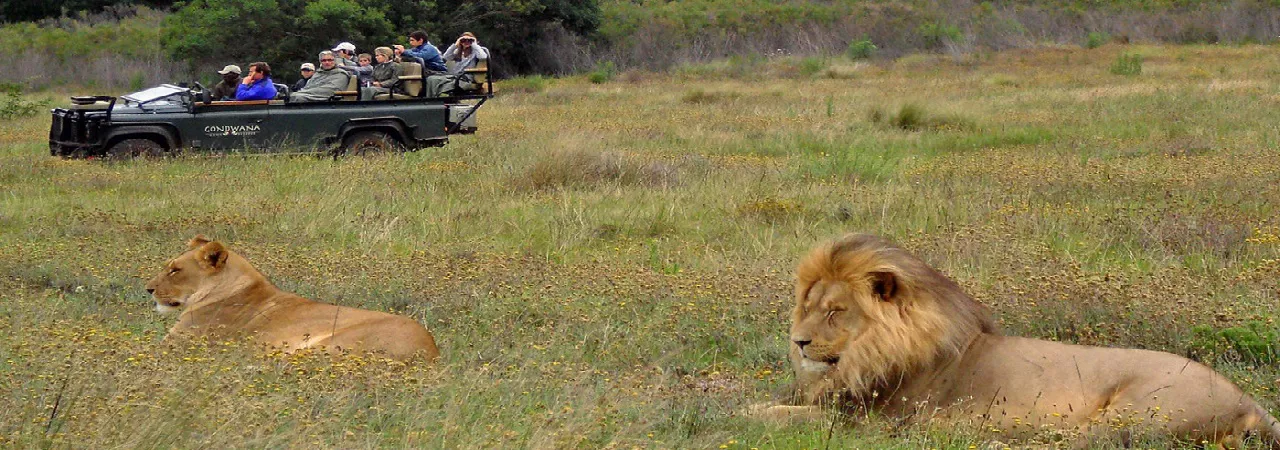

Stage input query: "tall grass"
[{"left": 1, "top": 44, "right": 1278, "bottom": 448}]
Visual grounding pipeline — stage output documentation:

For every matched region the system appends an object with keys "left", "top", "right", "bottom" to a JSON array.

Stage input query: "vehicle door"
[{"left": 189, "top": 103, "right": 274, "bottom": 150}]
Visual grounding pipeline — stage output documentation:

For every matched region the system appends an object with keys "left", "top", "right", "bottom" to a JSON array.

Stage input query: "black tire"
[
  {"left": 341, "top": 130, "right": 403, "bottom": 157},
  {"left": 106, "top": 138, "right": 166, "bottom": 159}
]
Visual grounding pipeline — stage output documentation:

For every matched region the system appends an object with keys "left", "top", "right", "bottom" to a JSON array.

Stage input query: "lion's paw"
[{"left": 741, "top": 402, "right": 825, "bottom": 425}]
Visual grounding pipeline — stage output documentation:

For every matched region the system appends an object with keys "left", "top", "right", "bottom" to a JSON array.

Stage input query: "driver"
[{"left": 209, "top": 64, "right": 242, "bottom": 101}]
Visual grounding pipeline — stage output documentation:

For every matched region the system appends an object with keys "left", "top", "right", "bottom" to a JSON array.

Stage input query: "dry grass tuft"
[{"left": 516, "top": 147, "right": 681, "bottom": 191}]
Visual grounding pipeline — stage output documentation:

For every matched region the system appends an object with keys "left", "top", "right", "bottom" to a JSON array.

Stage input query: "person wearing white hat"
[
  {"left": 293, "top": 62, "right": 315, "bottom": 92},
  {"left": 331, "top": 42, "right": 358, "bottom": 68},
  {"left": 209, "top": 64, "right": 242, "bottom": 101}
]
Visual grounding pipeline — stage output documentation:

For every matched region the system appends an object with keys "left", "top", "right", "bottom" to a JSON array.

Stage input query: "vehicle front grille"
[{"left": 49, "top": 109, "right": 104, "bottom": 157}]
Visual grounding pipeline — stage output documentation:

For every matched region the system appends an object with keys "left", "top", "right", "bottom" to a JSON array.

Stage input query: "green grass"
[{"left": 1, "top": 44, "right": 1279, "bottom": 448}]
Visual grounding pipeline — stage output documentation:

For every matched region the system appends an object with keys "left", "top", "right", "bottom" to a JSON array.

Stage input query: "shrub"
[
  {"left": 1110, "top": 53, "right": 1143, "bottom": 76},
  {"left": 918, "top": 21, "right": 963, "bottom": 49},
  {"left": 1085, "top": 31, "right": 1110, "bottom": 49},
  {"left": 846, "top": 38, "right": 877, "bottom": 60},
  {"left": 587, "top": 61, "right": 618, "bottom": 84},
  {"left": 868, "top": 103, "right": 975, "bottom": 131},
  {"left": 798, "top": 57, "right": 829, "bottom": 77},
  {"left": 681, "top": 89, "right": 739, "bottom": 104},
  {"left": 503, "top": 75, "right": 552, "bottom": 94},
  {"left": 1190, "top": 321, "right": 1278, "bottom": 364},
  {"left": 0, "top": 84, "right": 51, "bottom": 120}
]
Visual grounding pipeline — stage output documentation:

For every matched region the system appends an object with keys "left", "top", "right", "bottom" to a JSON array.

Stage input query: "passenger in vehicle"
[
  {"left": 210, "top": 64, "right": 242, "bottom": 101},
  {"left": 288, "top": 51, "right": 352, "bottom": 102},
  {"left": 361, "top": 47, "right": 402, "bottom": 99},
  {"left": 441, "top": 32, "right": 488, "bottom": 74},
  {"left": 353, "top": 53, "right": 374, "bottom": 87},
  {"left": 424, "top": 32, "right": 488, "bottom": 97},
  {"left": 332, "top": 42, "right": 358, "bottom": 68},
  {"left": 395, "top": 30, "right": 446, "bottom": 74},
  {"left": 235, "top": 62, "right": 277, "bottom": 101},
  {"left": 293, "top": 62, "right": 314, "bottom": 92}
]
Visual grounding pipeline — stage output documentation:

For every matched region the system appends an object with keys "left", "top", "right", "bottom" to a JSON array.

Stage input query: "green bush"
[
  {"left": 1085, "top": 31, "right": 1110, "bottom": 49},
  {"left": 503, "top": 75, "right": 552, "bottom": 94},
  {"left": 1190, "top": 321, "right": 1278, "bottom": 363},
  {"left": 588, "top": 61, "right": 618, "bottom": 84},
  {"left": 846, "top": 38, "right": 877, "bottom": 60},
  {"left": 798, "top": 57, "right": 828, "bottom": 77},
  {"left": 1110, "top": 53, "right": 1143, "bottom": 76},
  {"left": 0, "top": 84, "right": 51, "bottom": 120},
  {"left": 869, "top": 103, "right": 975, "bottom": 132},
  {"left": 918, "top": 21, "right": 962, "bottom": 49}
]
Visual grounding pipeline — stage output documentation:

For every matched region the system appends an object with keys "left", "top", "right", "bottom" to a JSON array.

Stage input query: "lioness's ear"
[
  {"left": 196, "top": 241, "right": 228, "bottom": 270},
  {"left": 187, "top": 234, "right": 212, "bottom": 250},
  {"left": 870, "top": 271, "right": 898, "bottom": 302}
]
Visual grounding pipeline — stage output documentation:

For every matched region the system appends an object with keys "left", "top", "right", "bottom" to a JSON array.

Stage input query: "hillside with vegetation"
[{"left": 5, "top": 0, "right": 1280, "bottom": 89}]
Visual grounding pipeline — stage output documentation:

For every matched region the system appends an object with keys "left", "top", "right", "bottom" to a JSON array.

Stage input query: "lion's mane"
[{"left": 794, "top": 234, "right": 997, "bottom": 400}]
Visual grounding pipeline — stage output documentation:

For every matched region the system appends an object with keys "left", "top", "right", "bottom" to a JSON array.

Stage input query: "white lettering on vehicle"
[{"left": 204, "top": 124, "right": 261, "bottom": 137}]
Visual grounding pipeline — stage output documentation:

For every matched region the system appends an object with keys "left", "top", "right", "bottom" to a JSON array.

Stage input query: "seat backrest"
[
  {"left": 338, "top": 72, "right": 358, "bottom": 101},
  {"left": 465, "top": 58, "right": 488, "bottom": 86},
  {"left": 273, "top": 83, "right": 289, "bottom": 99},
  {"left": 399, "top": 62, "right": 423, "bottom": 97}
]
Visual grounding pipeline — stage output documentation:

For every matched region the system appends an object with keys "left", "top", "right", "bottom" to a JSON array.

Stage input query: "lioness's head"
[
  {"left": 145, "top": 235, "right": 229, "bottom": 314},
  {"left": 790, "top": 234, "right": 996, "bottom": 399}
]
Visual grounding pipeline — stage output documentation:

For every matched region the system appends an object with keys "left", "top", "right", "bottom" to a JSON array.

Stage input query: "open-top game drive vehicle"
[{"left": 48, "top": 60, "right": 493, "bottom": 158}]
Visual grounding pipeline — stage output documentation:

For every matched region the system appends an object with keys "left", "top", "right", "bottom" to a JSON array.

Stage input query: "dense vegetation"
[
  {"left": 6, "top": 0, "right": 1280, "bottom": 88},
  {"left": 1, "top": 44, "right": 1278, "bottom": 448}
]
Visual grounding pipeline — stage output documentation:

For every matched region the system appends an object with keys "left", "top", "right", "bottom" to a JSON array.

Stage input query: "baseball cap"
[
  {"left": 300, "top": 62, "right": 315, "bottom": 71},
  {"left": 217, "top": 64, "right": 242, "bottom": 75},
  {"left": 332, "top": 42, "right": 356, "bottom": 52}
]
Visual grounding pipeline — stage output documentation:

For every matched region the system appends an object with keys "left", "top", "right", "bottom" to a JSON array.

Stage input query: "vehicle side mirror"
[{"left": 200, "top": 90, "right": 211, "bottom": 105}]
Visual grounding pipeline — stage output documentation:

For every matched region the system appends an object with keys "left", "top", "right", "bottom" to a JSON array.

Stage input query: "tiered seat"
[
  {"left": 373, "top": 62, "right": 423, "bottom": 100},
  {"left": 335, "top": 73, "right": 359, "bottom": 101}
]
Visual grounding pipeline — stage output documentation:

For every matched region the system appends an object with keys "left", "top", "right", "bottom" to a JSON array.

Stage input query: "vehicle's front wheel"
[
  {"left": 106, "top": 138, "right": 166, "bottom": 159},
  {"left": 341, "top": 131, "right": 403, "bottom": 157}
]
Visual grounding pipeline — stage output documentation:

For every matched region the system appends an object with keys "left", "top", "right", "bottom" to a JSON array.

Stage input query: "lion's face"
[
  {"left": 790, "top": 274, "right": 890, "bottom": 373},
  {"left": 145, "top": 236, "right": 228, "bottom": 314}
]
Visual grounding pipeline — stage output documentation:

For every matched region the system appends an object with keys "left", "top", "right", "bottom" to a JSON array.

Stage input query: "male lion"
[
  {"left": 146, "top": 236, "right": 439, "bottom": 361},
  {"left": 754, "top": 234, "right": 1280, "bottom": 448}
]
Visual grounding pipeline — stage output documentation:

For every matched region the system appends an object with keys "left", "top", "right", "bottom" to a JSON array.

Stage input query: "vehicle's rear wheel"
[
  {"left": 341, "top": 131, "right": 403, "bottom": 157},
  {"left": 106, "top": 138, "right": 166, "bottom": 159}
]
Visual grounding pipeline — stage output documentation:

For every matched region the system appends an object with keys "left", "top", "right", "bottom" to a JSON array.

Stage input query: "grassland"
[{"left": 1, "top": 44, "right": 1278, "bottom": 448}]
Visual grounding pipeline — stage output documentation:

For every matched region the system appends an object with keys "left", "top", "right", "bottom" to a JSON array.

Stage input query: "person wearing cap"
[
  {"left": 289, "top": 50, "right": 352, "bottom": 102},
  {"left": 293, "top": 62, "right": 315, "bottom": 92},
  {"left": 210, "top": 64, "right": 242, "bottom": 101},
  {"left": 235, "top": 61, "right": 277, "bottom": 101},
  {"left": 394, "top": 30, "right": 446, "bottom": 73},
  {"left": 332, "top": 42, "right": 358, "bottom": 68}
]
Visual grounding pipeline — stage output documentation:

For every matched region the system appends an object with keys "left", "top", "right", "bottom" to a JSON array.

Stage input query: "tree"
[
  {"left": 162, "top": 0, "right": 397, "bottom": 80},
  {"left": 1, "top": 0, "right": 178, "bottom": 23},
  {"left": 160, "top": 0, "right": 599, "bottom": 79},
  {"left": 428, "top": 0, "right": 601, "bottom": 74}
]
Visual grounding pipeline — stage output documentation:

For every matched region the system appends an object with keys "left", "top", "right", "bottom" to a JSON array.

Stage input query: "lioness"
[
  {"left": 754, "top": 234, "right": 1279, "bottom": 448},
  {"left": 146, "top": 236, "right": 439, "bottom": 361}
]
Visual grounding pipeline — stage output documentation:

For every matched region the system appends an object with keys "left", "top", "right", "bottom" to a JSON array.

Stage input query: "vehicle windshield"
[{"left": 121, "top": 84, "right": 191, "bottom": 105}]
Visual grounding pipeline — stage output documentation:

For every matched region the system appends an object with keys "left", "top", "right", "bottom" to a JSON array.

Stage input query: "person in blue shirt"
[
  {"left": 394, "top": 30, "right": 447, "bottom": 74},
  {"left": 235, "top": 62, "right": 278, "bottom": 101}
]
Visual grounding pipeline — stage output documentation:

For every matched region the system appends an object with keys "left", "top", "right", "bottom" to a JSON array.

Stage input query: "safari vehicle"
[{"left": 48, "top": 60, "right": 492, "bottom": 158}]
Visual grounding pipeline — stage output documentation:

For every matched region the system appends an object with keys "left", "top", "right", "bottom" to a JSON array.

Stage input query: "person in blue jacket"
[
  {"left": 394, "top": 30, "right": 447, "bottom": 74},
  {"left": 235, "top": 62, "right": 278, "bottom": 101}
]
